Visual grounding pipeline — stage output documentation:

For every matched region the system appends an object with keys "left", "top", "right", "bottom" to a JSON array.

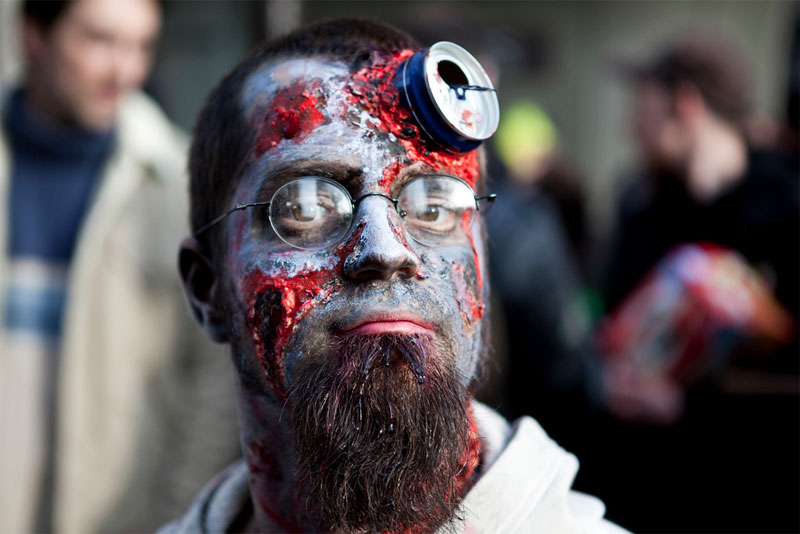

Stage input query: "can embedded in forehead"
[{"left": 394, "top": 41, "right": 500, "bottom": 153}]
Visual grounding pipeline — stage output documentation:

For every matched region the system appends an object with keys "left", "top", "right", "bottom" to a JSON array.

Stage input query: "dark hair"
[
  {"left": 631, "top": 35, "right": 753, "bottom": 128},
  {"left": 22, "top": 0, "right": 72, "bottom": 31},
  {"left": 189, "top": 18, "right": 420, "bottom": 258}
]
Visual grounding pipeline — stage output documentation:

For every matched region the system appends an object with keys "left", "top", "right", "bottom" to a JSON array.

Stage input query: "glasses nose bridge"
[
  {"left": 352, "top": 191, "right": 403, "bottom": 217},
  {"left": 342, "top": 191, "right": 420, "bottom": 282}
]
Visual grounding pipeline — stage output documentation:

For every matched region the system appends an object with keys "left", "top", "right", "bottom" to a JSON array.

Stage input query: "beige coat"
[{"left": 0, "top": 92, "right": 241, "bottom": 533}]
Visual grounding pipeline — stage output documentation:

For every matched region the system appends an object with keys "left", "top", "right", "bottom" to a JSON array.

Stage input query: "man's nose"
[{"left": 342, "top": 197, "right": 420, "bottom": 282}]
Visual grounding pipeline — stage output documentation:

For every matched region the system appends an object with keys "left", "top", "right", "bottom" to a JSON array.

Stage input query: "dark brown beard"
[{"left": 288, "top": 333, "right": 471, "bottom": 533}]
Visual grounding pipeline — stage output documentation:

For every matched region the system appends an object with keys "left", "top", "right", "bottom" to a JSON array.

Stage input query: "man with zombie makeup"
[{"left": 166, "top": 19, "right": 627, "bottom": 534}]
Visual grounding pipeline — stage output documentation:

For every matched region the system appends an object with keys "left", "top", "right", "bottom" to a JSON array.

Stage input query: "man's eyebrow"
[
  {"left": 393, "top": 162, "right": 440, "bottom": 187},
  {"left": 255, "top": 161, "right": 364, "bottom": 199}
]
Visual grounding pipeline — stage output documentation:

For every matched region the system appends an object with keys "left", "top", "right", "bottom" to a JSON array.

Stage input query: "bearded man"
[{"left": 166, "top": 18, "right": 627, "bottom": 534}]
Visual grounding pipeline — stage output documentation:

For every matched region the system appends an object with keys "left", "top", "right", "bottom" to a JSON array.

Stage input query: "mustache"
[
  {"left": 341, "top": 331, "right": 429, "bottom": 385},
  {"left": 289, "top": 333, "right": 471, "bottom": 533}
]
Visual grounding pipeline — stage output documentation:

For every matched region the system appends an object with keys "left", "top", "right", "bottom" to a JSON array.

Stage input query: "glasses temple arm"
[
  {"left": 474, "top": 193, "right": 497, "bottom": 211},
  {"left": 194, "top": 201, "right": 272, "bottom": 236}
]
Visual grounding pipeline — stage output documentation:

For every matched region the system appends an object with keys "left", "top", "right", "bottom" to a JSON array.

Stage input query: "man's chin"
[{"left": 289, "top": 333, "right": 471, "bottom": 533}]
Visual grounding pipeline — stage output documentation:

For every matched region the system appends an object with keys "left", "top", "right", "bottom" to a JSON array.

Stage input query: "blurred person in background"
[
  {"left": 591, "top": 33, "right": 799, "bottom": 532},
  {"left": 487, "top": 101, "right": 603, "bottom": 445},
  {"left": 493, "top": 102, "right": 590, "bottom": 271},
  {"left": 0, "top": 0, "right": 239, "bottom": 532},
  {"left": 606, "top": 34, "right": 798, "bottom": 318}
]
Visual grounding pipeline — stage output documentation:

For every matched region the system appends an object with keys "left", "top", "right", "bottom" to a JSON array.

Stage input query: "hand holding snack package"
[{"left": 598, "top": 243, "right": 795, "bottom": 423}]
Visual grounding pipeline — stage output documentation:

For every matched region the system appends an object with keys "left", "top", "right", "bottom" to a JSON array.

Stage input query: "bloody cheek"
[
  {"left": 344, "top": 51, "right": 481, "bottom": 190},
  {"left": 242, "top": 269, "right": 340, "bottom": 400},
  {"left": 450, "top": 261, "right": 484, "bottom": 327},
  {"left": 449, "top": 213, "right": 484, "bottom": 327},
  {"left": 240, "top": 228, "right": 363, "bottom": 400}
]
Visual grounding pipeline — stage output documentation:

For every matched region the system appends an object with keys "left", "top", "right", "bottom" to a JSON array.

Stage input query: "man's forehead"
[
  {"left": 240, "top": 57, "right": 350, "bottom": 115},
  {"left": 235, "top": 55, "right": 404, "bottom": 189},
  {"left": 233, "top": 52, "right": 483, "bottom": 196}
]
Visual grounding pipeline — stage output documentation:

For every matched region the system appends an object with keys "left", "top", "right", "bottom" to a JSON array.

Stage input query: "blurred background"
[
  {"left": 2, "top": 1, "right": 798, "bottom": 533},
  {"left": 4, "top": 0, "right": 793, "bottom": 236}
]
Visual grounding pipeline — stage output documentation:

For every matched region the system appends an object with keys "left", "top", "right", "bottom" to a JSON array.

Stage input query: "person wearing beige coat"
[{"left": 0, "top": 89, "right": 241, "bottom": 533}]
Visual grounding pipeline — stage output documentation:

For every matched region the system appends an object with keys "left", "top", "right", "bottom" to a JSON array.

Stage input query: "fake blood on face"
[
  {"left": 344, "top": 51, "right": 484, "bottom": 304},
  {"left": 451, "top": 262, "right": 484, "bottom": 325},
  {"left": 241, "top": 229, "right": 363, "bottom": 400},
  {"left": 242, "top": 268, "right": 339, "bottom": 399},
  {"left": 344, "top": 51, "right": 480, "bottom": 190},
  {"left": 454, "top": 403, "right": 481, "bottom": 499},
  {"left": 255, "top": 81, "right": 330, "bottom": 156}
]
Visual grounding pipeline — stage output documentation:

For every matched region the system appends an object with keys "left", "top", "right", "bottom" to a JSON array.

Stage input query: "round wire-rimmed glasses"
[{"left": 195, "top": 175, "right": 497, "bottom": 250}]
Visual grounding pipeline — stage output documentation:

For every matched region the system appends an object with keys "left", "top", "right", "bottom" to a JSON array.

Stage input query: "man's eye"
[
  {"left": 83, "top": 28, "right": 114, "bottom": 46},
  {"left": 416, "top": 205, "right": 442, "bottom": 223},
  {"left": 406, "top": 201, "right": 460, "bottom": 232},
  {"left": 280, "top": 196, "right": 336, "bottom": 227},
  {"left": 290, "top": 202, "right": 323, "bottom": 222}
]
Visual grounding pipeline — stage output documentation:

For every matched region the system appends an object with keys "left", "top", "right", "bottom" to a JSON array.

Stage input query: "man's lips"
[{"left": 338, "top": 313, "right": 434, "bottom": 336}]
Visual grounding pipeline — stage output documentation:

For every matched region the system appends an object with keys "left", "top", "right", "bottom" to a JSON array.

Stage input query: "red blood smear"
[
  {"left": 461, "top": 212, "right": 483, "bottom": 291},
  {"left": 241, "top": 227, "right": 363, "bottom": 399},
  {"left": 461, "top": 109, "right": 475, "bottom": 131},
  {"left": 389, "top": 404, "right": 481, "bottom": 534},
  {"left": 344, "top": 51, "right": 480, "bottom": 190},
  {"left": 454, "top": 404, "right": 482, "bottom": 498},
  {"left": 242, "top": 269, "right": 338, "bottom": 399},
  {"left": 247, "top": 440, "right": 302, "bottom": 532},
  {"left": 451, "top": 262, "right": 484, "bottom": 324},
  {"left": 255, "top": 81, "right": 329, "bottom": 156}
]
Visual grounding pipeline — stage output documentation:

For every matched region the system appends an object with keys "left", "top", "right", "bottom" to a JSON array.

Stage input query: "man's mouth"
[{"left": 338, "top": 312, "right": 434, "bottom": 337}]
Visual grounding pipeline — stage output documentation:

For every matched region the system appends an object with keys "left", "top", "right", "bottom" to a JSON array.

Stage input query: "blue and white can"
[{"left": 394, "top": 41, "right": 500, "bottom": 153}]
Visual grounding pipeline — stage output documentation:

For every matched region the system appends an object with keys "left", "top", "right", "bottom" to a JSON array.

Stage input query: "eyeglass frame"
[{"left": 194, "top": 174, "right": 497, "bottom": 250}]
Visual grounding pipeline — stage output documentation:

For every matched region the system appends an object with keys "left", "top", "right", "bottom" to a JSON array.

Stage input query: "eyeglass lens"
[
  {"left": 267, "top": 176, "right": 478, "bottom": 250},
  {"left": 269, "top": 178, "right": 354, "bottom": 249}
]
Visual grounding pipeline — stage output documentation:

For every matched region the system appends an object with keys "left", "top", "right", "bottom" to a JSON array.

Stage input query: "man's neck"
[{"left": 237, "top": 392, "right": 307, "bottom": 533}]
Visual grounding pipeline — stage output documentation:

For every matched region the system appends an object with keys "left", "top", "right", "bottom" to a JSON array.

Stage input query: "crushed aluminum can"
[{"left": 394, "top": 41, "right": 499, "bottom": 152}]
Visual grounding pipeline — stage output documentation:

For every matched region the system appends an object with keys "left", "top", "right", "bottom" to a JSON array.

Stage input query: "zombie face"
[
  {"left": 185, "top": 50, "right": 489, "bottom": 532},
  {"left": 220, "top": 54, "right": 487, "bottom": 400}
]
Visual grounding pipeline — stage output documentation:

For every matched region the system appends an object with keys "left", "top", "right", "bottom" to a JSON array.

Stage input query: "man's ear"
[{"left": 178, "top": 237, "right": 229, "bottom": 343}]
